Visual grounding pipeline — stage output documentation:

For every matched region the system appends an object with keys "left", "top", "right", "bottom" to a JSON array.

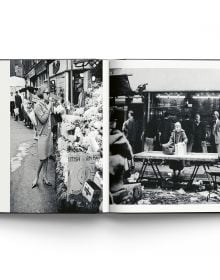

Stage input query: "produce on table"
[{"left": 55, "top": 85, "right": 103, "bottom": 212}]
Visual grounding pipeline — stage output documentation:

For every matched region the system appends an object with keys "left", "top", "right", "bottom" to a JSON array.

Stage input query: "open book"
[{"left": 2, "top": 59, "right": 220, "bottom": 213}]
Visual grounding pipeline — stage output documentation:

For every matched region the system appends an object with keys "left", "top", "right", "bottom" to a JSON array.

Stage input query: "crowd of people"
[
  {"left": 123, "top": 110, "right": 220, "bottom": 156},
  {"left": 109, "top": 109, "right": 220, "bottom": 193}
]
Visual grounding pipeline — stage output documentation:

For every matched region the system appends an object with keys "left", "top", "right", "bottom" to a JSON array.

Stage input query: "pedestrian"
[
  {"left": 211, "top": 111, "right": 220, "bottom": 154},
  {"left": 32, "top": 90, "right": 53, "bottom": 188},
  {"left": 14, "top": 91, "right": 23, "bottom": 121},
  {"left": 23, "top": 93, "right": 31, "bottom": 128},
  {"left": 10, "top": 92, "right": 15, "bottom": 117},
  {"left": 182, "top": 114, "right": 194, "bottom": 153},
  {"left": 167, "top": 122, "right": 188, "bottom": 177},
  {"left": 192, "top": 114, "right": 206, "bottom": 153},
  {"left": 159, "top": 112, "right": 174, "bottom": 146},
  {"left": 142, "top": 118, "right": 157, "bottom": 152},
  {"left": 122, "top": 110, "right": 137, "bottom": 153},
  {"left": 110, "top": 114, "right": 134, "bottom": 193}
]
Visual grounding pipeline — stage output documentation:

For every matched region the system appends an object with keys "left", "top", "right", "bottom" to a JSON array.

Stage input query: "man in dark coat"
[
  {"left": 122, "top": 110, "right": 138, "bottom": 153},
  {"left": 142, "top": 118, "right": 157, "bottom": 151},
  {"left": 192, "top": 114, "right": 206, "bottom": 153},
  {"left": 14, "top": 91, "right": 23, "bottom": 121},
  {"left": 159, "top": 112, "right": 174, "bottom": 146}
]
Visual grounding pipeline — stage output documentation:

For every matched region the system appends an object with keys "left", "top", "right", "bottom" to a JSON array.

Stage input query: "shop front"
[
  {"left": 49, "top": 60, "right": 102, "bottom": 105},
  {"left": 145, "top": 91, "right": 220, "bottom": 152},
  {"left": 110, "top": 72, "right": 220, "bottom": 154},
  {"left": 35, "top": 60, "right": 48, "bottom": 88},
  {"left": 110, "top": 74, "right": 144, "bottom": 152},
  {"left": 48, "top": 59, "right": 104, "bottom": 212},
  {"left": 71, "top": 60, "right": 102, "bottom": 105}
]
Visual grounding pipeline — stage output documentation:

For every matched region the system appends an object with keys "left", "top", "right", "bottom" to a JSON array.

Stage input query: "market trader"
[{"left": 166, "top": 122, "right": 188, "bottom": 178}]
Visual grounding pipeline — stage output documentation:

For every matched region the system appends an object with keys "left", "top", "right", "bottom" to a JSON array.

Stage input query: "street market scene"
[
  {"left": 109, "top": 60, "right": 220, "bottom": 205},
  {"left": 10, "top": 59, "right": 103, "bottom": 213}
]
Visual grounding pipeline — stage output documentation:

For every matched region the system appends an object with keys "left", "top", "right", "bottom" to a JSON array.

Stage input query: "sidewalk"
[{"left": 10, "top": 118, "right": 58, "bottom": 213}]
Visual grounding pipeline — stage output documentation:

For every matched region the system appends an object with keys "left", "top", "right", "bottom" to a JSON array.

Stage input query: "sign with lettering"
[
  {"left": 35, "top": 62, "right": 46, "bottom": 75},
  {"left": 82, "top": 181, "right": 94, "bottom": 202},
  {"left": 67, "top": 152, "right": 100, "bottom": 195},
  {"left": 26, "top": 68, "right": 35, "bottom": 79}
]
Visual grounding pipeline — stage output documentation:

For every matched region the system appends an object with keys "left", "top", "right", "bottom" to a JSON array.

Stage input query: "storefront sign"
[
  {"left": 15, "top": 65, "right": 23, "bottom": 77},
  {"left": 67, "top": 152, "right": 100, "bottom": 195},
  {"left": 72, "top": 59, "right": 97, "bottom": 70},
  {"left": 26, "top": 68, "right": 35, "bottom": 79},
  {"left": 35, "top": 62, "right": 46, "bottom": 75}
]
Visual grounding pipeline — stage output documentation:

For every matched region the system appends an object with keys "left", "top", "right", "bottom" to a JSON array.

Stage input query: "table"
[{"left": 134, "top": 151, "right": 219, "bottom": 188}]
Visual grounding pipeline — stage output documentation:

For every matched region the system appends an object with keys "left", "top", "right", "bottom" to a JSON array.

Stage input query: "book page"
[
  {"left": 0, "top": 59, "right": 109, "bottom": 213},
  {"left": 109, "top": 59, "right": 220, "bottom": 213},
  {"left": 0, "top": 60, "right": 10, "bottom": 212}
]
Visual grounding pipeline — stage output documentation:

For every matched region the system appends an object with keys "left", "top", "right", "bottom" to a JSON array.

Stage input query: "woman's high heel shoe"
[
  {"left": 32, "top": 179, "right": 39, "bottom": 189},
  {"left": 43, "top": 177, "right": 52, "bottom": 186}
]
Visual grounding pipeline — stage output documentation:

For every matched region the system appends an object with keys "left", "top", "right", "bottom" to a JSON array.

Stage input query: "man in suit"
[
  {"left": 192, "top": 114, "right": 206, "bottom": 153},
  {"left": 14, "top": 91, "right": 23, "bottom": 121},
  {"left": 212, "top": 111, "right": 220, "bottom": 154}
]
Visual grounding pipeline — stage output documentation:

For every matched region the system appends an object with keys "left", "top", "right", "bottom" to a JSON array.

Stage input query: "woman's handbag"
[
  {"left": 14, "top": 108, "right": 19, "bottom": 116},
  {"left": 27, "top": 110, "right": 37, "bottom": 127}
]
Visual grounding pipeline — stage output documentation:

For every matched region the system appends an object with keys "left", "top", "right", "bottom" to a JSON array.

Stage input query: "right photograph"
[{"left": 109, "top": 60, "right": 220, "bottom": 207}]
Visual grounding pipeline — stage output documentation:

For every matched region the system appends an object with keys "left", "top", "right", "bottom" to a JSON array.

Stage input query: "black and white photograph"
[
  {"left": 10, "top": 59, "right": 103, "bottom": 213},
  {"left": 109, "top": 60, "right": 220, "bottom": 207}
]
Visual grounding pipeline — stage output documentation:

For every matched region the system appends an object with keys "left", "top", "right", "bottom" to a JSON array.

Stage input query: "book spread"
[{"left": 1, "top": 59, "right": 220, "bottom": 213}]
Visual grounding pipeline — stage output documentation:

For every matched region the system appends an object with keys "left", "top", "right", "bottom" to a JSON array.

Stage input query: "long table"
[{"left": 134, "top": 151, "right": 219, "bottom": 188}]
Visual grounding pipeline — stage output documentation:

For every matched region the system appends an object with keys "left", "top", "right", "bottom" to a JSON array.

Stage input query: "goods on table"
[
  {"left": 175, "top": 142, "right": 186, "bottom": 155},
  {"left": 110, "top": 183, "right": 143, "bottom": 204},
  {"left": 137, "top": 188, "right": 220, "bottom": 205},
  {"left": 55, "top": 85, "right": 103, "bottom": 212}
]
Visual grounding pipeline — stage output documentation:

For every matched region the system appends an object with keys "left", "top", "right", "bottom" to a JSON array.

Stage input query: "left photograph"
[{"left": 10, "top": 59, "right": 103, "bottom": 213}]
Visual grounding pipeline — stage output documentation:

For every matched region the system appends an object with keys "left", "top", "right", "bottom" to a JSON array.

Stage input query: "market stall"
[
  {"left": 55, "top": 84, "right": 103, "bottom": 212},
  {"left": 135, "top": 151, "right": 218, "bottom": 189}
]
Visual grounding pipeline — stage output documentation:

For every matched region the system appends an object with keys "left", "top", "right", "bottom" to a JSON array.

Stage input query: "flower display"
[{"left": 55, "top": 84, "right": 103, "bottom": 212}]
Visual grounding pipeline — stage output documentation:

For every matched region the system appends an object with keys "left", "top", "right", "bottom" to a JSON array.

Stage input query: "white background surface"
[{"left": 1, "top": 0, "right": 220, "bottom": 280}]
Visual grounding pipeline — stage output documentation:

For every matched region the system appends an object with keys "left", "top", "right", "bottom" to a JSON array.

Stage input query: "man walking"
[
  {"left": 10, "top": 92, "right": 15, "bottom": 117},
  {"left": 14, "top": 91, "right": 23, "bottom": 121}
]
